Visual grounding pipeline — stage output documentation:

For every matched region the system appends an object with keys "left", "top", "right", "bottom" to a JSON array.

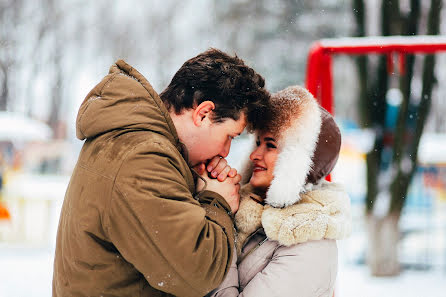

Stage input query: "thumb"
[{"left": 194, "top": 163, "right": 206, "bottom": 175}]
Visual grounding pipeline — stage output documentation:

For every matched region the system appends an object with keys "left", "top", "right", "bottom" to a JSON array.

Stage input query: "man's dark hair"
[{"left": 160, "top": 48, "right": 270, "bottom": 131}]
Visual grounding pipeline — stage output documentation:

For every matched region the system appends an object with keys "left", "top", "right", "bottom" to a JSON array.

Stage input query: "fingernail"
[
  {"left": 207, "top": 166, "right": 213, "bottom": 172},
  {"left": 212, "top": 171, "right": 217, "bottom": 177}
]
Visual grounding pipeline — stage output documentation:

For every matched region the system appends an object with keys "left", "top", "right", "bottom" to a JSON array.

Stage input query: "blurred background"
[{"left": 0, "top": 0, "right": 445, "bottom": 296}]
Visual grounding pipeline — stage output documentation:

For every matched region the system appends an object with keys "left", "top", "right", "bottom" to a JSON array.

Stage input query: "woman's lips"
[{"left": 253, "top": 166, "right": 266, "bottom": 172}]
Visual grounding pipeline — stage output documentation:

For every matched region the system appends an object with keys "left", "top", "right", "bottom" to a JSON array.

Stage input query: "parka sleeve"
[
  {"left": 212, "top": 240, "right": 337, "bottom": 297},
  {"left": 206, "top": 246, "right": 239, "bottom": 297},
  {"left": 105, "top": 141, "right": 235, "bottom": 297}
]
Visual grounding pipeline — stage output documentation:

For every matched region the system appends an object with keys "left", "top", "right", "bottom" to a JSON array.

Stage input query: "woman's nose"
[{"left": 249, "top": 146, "right": 262, "bottom": 161}]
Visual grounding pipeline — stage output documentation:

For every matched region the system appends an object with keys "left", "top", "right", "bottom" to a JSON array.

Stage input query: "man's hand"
[
  {"left": 194, "top": 157, "right": 238, "bottom": 182},
  {"left": 196, "top": 171, "right": 241, "bottom": 213}
]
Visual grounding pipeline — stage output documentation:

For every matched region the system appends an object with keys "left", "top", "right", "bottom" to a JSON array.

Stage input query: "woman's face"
[{"left": 249, "top": 132, "right": 279, "bottom": 191}]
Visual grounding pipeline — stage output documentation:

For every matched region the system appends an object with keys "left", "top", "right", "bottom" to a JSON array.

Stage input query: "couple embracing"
[{"left": 53, "top": 49, "right": 351, "bottom": 297}]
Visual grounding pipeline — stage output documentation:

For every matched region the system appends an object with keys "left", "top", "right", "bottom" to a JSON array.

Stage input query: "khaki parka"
[{"left": 52, "top": 60, "right": 235, "bottom": 297}]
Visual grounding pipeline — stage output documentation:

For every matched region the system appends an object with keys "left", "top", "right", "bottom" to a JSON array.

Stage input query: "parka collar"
[{"left": 235, "top": 182, "right": 351, "bottom": 247}]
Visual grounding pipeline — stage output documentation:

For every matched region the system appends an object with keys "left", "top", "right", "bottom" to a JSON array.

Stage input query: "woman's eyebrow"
[{"left": 264, "top": 137, "right": 276, "bottom": 142}]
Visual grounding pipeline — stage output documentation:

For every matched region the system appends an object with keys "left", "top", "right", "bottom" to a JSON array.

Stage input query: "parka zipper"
[{"left": 238, "top": 229, "right": 268, "bottom": 264}]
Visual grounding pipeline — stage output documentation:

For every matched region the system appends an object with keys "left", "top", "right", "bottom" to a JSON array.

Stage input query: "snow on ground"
[
  {"left": 336, "top": 263, "right": 446, "bottom": 297},
  {"left": 0, "top": 243, "right": 445, "bottom": 297},
  {"left": 336, "top": 240, "right": 446, "bottom": 297},
  {"left": 0, "top": 245, "right": 53, "bottom": 297}
]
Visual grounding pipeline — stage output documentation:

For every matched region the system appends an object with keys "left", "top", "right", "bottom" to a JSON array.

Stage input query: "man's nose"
[{"left": 219, "top": 141, "right": 231, "bottom": 158}]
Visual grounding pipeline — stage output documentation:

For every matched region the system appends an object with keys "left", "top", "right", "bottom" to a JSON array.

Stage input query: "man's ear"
[{"left": 192, "top": 101, "right": 215, "bottom": 127}]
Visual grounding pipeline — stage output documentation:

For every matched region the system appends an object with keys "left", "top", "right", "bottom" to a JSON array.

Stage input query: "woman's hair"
[{"left": 160, "top": 48, "right": 270, "bottom": 131}]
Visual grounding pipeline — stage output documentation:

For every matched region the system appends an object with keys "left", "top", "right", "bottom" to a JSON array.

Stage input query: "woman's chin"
[{"left": 249, "top": 178, "right": 269, "bottom": 191}]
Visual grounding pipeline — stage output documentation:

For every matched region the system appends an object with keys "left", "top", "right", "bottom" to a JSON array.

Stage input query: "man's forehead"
[
  {"left": 235, "top": 112, "right": 247, "bottom": 132},
  {"left": 217, "top": 112, "right": 247, "bottom": 132}
]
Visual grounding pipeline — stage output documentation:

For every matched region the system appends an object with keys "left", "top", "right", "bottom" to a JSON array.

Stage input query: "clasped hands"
[{"left": 195, "top": 157, "right": 241, "bottom": 213}]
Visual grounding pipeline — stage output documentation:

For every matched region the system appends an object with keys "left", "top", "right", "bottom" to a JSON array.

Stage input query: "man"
[{"left": 53, "top": 49, "right": 270, "bottom": 297}]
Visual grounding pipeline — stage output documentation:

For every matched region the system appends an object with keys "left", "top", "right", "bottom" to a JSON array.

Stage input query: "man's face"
[{"left": 188, "top": 113, "right": 247, "bottom": 166}]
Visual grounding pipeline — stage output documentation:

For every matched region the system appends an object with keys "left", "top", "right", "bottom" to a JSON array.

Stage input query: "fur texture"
[
  {"left": 235, "top": 182, "right": 351, "bottom": 248},
  {"left": 265, "top": 86, "right": 322, "bottom": 207},
  {"left": 262, "top": 181, "right": 352, "bottom": 246},
  {"left": 234, "top": 189, "right": 263, "bottom": 254}
]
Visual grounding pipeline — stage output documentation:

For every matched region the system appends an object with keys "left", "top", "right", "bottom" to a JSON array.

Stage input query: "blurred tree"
[
  {"left": 352, "top": 0, "right": 442, "bottom": 276},
  {"left": 0, "top": 0, "right": 67, "bottom": 136},
  {"left": 0, "top": 61, "right": 8, "bottom": 111},
  {"left": 0, "top": 0, "right": 22, "bottom": 111},
  {"left": 212, "top": 0, "right": 352, "bottom": 91},
  {"left": 46, "top": 0, "right": 64, "bottom": 138}
]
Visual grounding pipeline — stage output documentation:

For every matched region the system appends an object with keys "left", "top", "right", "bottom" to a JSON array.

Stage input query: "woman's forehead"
[{"left": 256, "top": 131, "right": 277, "bottom": 141}]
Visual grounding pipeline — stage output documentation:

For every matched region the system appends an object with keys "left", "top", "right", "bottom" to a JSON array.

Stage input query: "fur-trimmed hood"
[
  {"left": 235, "top": 182, "right": 351, "bottom": 251},
  {"left": 243, "top": 86, "right": 341, "bottom": 208}
]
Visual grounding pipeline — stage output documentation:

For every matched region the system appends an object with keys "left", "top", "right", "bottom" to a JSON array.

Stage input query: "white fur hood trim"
[
  {"left": 262, "top": 181, "right": 352, "bottom": 246},
  {"left": 265, "top": 88, "right": 322, "bottom": 207},
  {"left": 234, "top": 185, "right": 264, "bottom": 254}
]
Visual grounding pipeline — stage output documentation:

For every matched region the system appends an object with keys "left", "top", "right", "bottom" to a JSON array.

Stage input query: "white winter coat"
[{"left": 208, "top": 182, "right": 351, "bottom": 297}]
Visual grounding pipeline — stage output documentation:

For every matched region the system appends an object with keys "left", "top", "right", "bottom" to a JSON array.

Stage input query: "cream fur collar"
[{"left": 235, "top": 182, "right": 352, "bottom": 249}]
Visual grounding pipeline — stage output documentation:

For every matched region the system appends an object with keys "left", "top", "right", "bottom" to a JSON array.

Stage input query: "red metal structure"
[
  {"left": 305, "top": 36, "right": 446, "bottom": 297},
  {"left": 306, "top": 36, "right": 446, "bottom": 192},
  {"left": 305, "top": 35, "right": 446, "bottom": 114}
]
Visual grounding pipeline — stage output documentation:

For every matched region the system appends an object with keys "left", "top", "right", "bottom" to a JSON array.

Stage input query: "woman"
[{"left": 208, "top": 85, "right": 352, "bottom": 297}]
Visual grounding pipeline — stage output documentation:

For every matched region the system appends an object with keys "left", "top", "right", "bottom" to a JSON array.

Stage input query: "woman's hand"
[
  {"left": 194, "top": 156, "right": 238, "bottom": 181},
  {"left": 196, "top": 169, "right": 241, "bottom": 213}
]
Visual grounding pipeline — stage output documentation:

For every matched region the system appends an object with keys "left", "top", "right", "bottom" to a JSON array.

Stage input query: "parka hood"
[
  {"left": 244, "top": 86, "right": 341, "bottom": 208},
  {"left": 76, "top": 60, "right": 179, "bottom": 148}
]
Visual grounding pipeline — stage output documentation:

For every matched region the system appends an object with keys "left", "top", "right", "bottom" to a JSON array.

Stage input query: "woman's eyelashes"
[
  {"left": 266, "top": 142, "right": 277, "bottom": 149},
  {"left": 255, "top": 139, "right": 277, "bottom": 149}
]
